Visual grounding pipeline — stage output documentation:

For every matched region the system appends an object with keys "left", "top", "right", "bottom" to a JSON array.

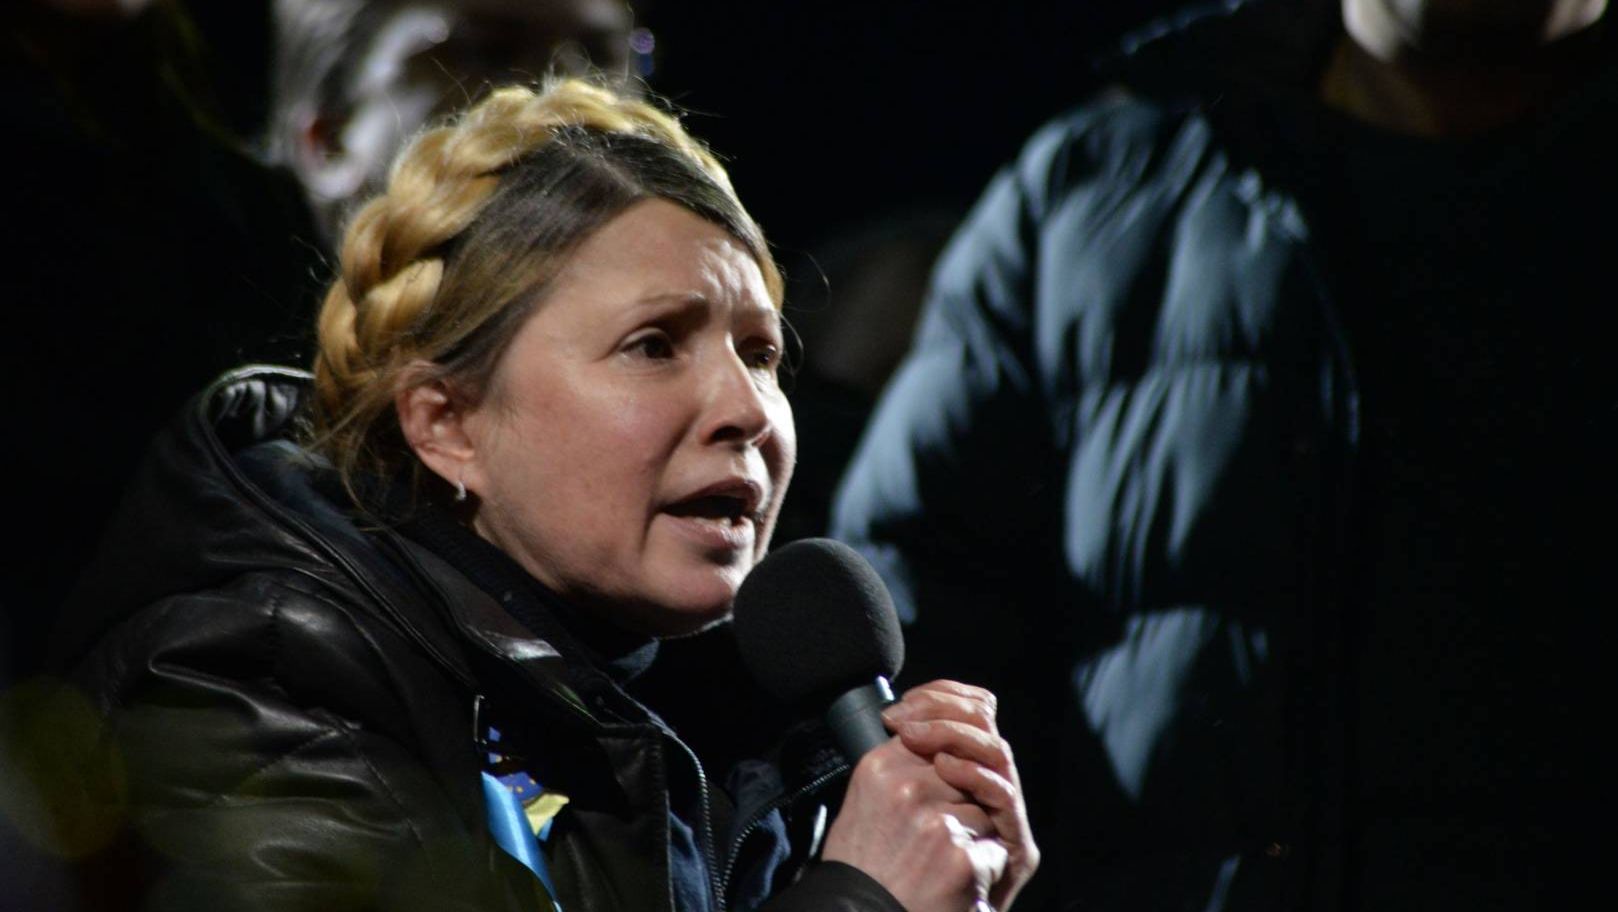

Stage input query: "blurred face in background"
[
  {"left": 1346, "top": 0, "right": 1607, "bottom": 60},
  {"left": 276, "top": 0, "right": 634, "bottom": 241}
]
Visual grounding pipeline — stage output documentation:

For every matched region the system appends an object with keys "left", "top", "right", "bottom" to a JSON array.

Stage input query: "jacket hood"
[
  {"left": 53, "top": 366, "right": 321, "bottom": 664},
  {"left": 50, "top": 365, "right": 510, "bottom": 693}
]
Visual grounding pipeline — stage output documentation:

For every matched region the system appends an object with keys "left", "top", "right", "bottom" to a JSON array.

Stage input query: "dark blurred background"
[{"left": 647, "top": 2, "right": 1117, "bottom": 260}]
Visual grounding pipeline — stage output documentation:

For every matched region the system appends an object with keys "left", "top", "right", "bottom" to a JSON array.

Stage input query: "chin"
[
  {"left": 618, "top": 568, "right": 744, "bottom": 638},
  {"left": 632, "top": 600, "right": 733, "bottom": 638}
]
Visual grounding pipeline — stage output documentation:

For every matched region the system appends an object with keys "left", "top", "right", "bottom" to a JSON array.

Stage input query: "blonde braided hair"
[{"left": 307, "top": 77, "right": 782, "bottom": 507}]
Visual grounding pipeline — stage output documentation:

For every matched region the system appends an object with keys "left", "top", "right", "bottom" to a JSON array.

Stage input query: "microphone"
[{"left": 732, "top": 538, "right": 905, "bottom": 761}]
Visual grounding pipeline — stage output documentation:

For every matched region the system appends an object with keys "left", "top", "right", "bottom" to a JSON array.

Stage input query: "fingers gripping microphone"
[{"left": 732, "top": 538, "right": 905, "bottom": 761}]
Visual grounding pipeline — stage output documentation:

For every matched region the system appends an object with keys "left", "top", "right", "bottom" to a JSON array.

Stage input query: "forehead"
[{"left": 549, "top": 199, "right": 775, "bottom": 313}]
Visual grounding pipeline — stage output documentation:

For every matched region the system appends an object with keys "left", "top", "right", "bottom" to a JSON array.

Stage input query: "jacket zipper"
[
  {"left": 715, "top": 764, "right": 848, "bottom": 907},
  {"left": 660, "top": 733, "right": 722, "bottom": 911}
]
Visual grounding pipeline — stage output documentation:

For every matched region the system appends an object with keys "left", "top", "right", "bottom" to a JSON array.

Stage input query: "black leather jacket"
[{"left": 53, "top": 366, "right": 900, "bottom": 912}]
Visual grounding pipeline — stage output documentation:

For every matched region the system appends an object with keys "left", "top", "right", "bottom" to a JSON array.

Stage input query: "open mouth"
[
  {"left": 665, "top": 479, "right": 764, "bottom": 528},
  {"left": 665, "top": 493, "right": 756, "bottom": 525}
]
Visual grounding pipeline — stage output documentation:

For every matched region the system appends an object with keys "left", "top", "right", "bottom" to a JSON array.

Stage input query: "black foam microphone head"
[{"left": 731, "top": 538, "right": 904, "bottom": 706}]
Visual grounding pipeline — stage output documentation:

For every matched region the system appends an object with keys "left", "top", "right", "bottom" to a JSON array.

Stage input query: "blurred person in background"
[
  {"left": 263, "top": 0, "right": 635, "bottom": 247},
  {"left": 833, "top": 0, "right": 1613, "bottom": 909}
]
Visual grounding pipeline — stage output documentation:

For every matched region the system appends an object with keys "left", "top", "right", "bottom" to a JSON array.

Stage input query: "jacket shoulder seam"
[{"left": 202, "top": 726, "right": 346, "bottom": 809}]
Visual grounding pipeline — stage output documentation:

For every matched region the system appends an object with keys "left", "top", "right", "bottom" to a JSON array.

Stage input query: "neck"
[{"left": 1323, "top": 0, "right": 1609, "bottom": 138}]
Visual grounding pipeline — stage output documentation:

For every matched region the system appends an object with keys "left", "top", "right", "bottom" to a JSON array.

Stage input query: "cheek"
[
  {"left": 540, "top": 388, "right": 687, "bottom": 512},
  {"left": 768, "top": 395, "right": 798, "bottom": 488},
  {"left": 752, "top": 394, "right": 797, "bottom": 548},
  {"left": 600, "top": 391, "right": 690, "bottom": 472}
]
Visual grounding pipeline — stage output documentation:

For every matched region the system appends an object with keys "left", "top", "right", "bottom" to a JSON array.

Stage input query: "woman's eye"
[
  {"left": 746, "top": 343, "right": 782, "bottom": 372},
  {"left": 626, "top": 332, "right": 675, "bottom": 360}
]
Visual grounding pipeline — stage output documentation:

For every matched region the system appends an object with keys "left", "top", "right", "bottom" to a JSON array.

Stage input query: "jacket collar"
[{"left": 1096, "top": 0, "right": 1341, "bottom": 106}]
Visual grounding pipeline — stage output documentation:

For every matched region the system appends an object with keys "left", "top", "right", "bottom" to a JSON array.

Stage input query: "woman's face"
[{"left": 461, "top": 198, "right": 795, "bottom": 636}]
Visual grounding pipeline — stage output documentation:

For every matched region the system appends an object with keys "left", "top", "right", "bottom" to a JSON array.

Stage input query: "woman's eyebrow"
[
  {"left": 625, "top": 294, "right": 710, "bottom": 332},
  {"left": 630, "top": 292, "right": 779, "bottom": 330},
  {"left": 632, "top": 291, "right": 709, "bottom": 309}
]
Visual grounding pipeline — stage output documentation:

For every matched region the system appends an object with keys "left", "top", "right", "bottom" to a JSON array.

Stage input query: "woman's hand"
[
  {"left": 821, "top": 680, "right": 1039, "bottom": 912},
  {"left": 882, "top": 681, "right": 1039, "bottom": 911}
]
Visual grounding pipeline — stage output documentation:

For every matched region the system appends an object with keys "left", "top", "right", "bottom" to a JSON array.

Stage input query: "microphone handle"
[{"left": 825, "top": 676, "right": 897, "bottom": 761}]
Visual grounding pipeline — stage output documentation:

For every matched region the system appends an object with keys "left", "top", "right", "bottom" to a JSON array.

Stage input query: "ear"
[{"left": 395, "top": 367, "right": 480, "bottom": 496}]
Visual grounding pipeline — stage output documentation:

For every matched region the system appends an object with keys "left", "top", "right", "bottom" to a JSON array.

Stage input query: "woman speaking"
[{"left": 50, "top": 79, "right": 1035, "bottom": 912}]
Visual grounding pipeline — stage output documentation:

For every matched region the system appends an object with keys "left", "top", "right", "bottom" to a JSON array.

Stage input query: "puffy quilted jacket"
[
  {"left": 834, "top": 4, "right": 1366, "bottom": 910},
  {"left": 834, "top": 3, "right": 1617, "bottom": 911}
]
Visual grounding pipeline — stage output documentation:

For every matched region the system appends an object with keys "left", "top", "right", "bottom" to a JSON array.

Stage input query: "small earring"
[{"left": 453, "top": 477, "right": 468, "bottom": 503}]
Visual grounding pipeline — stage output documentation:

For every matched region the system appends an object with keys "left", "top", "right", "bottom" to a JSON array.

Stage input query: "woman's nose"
[{"left": 700, "top": 347, "right": 774, "bottom": 448}]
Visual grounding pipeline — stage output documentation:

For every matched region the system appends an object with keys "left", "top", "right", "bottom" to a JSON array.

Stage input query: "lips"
[{"left": 663, "top": 478, "right": 766, "bottom": 526}]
